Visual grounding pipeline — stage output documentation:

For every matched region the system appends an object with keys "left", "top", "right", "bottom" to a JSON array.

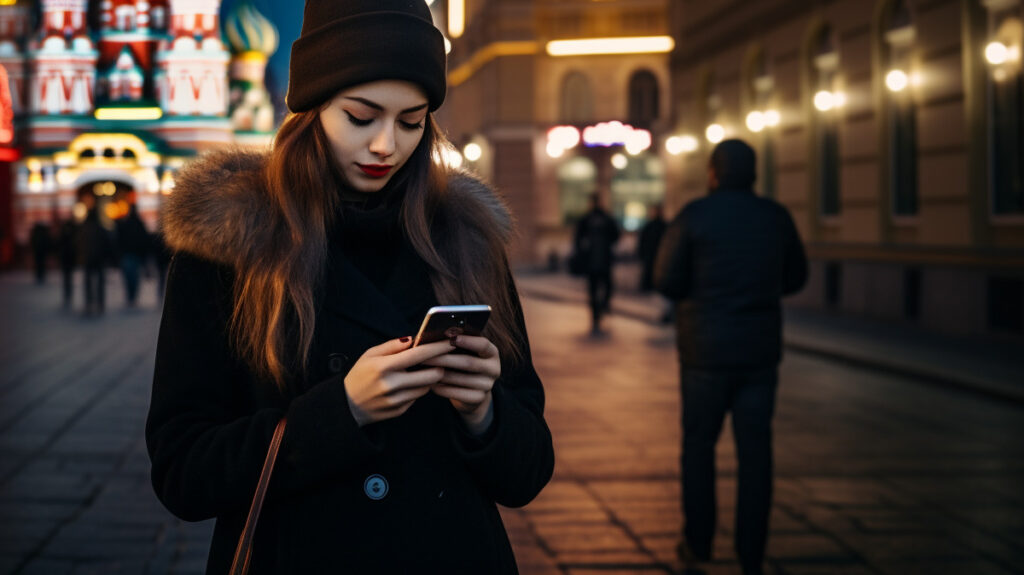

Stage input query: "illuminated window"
[
  {"left": 986, "top": 5, "right": 1024, "bottom": 215},
  {"left": 812, "top": 26, "right": 840, "bottom": 216},
  {"left": 628, "top": 70, "right": 659, "bottom": 129},
  {"left": 561, "top": 71, "right": 593, "bottom": 124},
  {"left": 883, "top": 1, "right": 917, "bottom": 217}
]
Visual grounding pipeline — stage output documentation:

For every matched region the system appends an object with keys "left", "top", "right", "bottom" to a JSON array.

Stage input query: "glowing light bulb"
[
  {"left": 886, "top": 69, "right": 909, "bottom": 92},
  {"left": 463, "top": 143, "right": 482, "bottom": 162},
  {"left": 814, "top": 91, "right": 834, "bottom": 111},
  {"left": 763, "top": 109, "right": 781, "bottom": 127},
  {"left": 986, "top": 41, "right": 1009, "bottom": 65},
  {"left": 745, "top": 111, "right": 765, "bottom": 133},
  {"left": 705, "top": 123, "right": 725, "bottom": 144},
  {"left": 611, "top": 153, "right": 628, "bottom": 170}
]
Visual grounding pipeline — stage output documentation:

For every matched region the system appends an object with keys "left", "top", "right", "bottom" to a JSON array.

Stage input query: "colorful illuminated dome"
[{"left": 223, "top": 0, "right": 278, "bottom": 58}]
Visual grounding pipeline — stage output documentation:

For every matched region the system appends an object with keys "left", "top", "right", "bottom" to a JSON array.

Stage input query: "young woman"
[{"left": 145, "top": 1, "right": 555, "bottom": 573}]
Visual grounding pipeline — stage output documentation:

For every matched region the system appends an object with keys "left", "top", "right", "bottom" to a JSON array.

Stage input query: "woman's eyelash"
[
  {"left": 345, "top": 111, "right": 423, "bottom": 130},
  {"left": 344, "top": 112, "right": 373, "bottom": 126}
]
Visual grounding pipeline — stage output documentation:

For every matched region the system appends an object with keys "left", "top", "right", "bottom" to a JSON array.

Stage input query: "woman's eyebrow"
[{"left": 343, "top": 97, "right": 428, "bottom": 114}]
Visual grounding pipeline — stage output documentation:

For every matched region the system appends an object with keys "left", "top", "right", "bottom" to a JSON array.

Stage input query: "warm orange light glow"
[
  {"left": 448, "top": 42, "right": 539, "bottom": 86},
  {"left": 546, "top": 36, "right": 675, "bottom": 57},
  {"left": 448, "top": 0, "right": 464, "bottom": 39}
]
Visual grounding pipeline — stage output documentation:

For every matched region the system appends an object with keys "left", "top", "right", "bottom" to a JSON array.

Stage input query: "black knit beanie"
[{"left": 286, "top": 0, "right": 447, "bottom": 113}]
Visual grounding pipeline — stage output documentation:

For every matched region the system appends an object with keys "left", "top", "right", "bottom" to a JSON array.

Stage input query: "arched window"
[
  {"left": 812, "top": 25, "right": 841, "bottom": 216},
  {"left": 561, "top": 71, "right": 593, "bottom": 124},
  {"left": 986, "top": 4, "right": 1024, "bottom": 215},
  {"left": 882, "top": 0, "right": 917, "bottom": 216},
  {"left": 628, "top": 69, "right": 659, "bottom": 129}
]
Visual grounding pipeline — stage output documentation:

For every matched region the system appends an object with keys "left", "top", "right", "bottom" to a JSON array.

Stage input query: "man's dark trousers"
[
  {"left": 586, "top": 269, "right": 612, "bottom": 328},
  {"left": 681, "top": 366, "right": 777, "bottom": 571}
]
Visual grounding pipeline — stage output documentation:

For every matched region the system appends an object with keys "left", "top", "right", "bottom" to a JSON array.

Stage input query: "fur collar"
[{"left": 162, "top": 148, "right": 513, "bottom": 268}]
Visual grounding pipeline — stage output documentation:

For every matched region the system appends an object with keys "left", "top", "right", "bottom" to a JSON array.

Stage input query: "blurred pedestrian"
[
  {"left": 29, "top": 221, "right": 51, "bottom": 284},
  {"left": 78, "top": 194, "right": 112, "bottom": 317},
  {"left": 574, "top": 192, "right": 620, "bottom": 335},
  {"left": 637, "top": 204, "right": 666, "bottom": 293},
  {"left": 57, "top": 218, "right": 77, "bottom": 309},
  {"left": 145, "top": 1, "right": 554, "bottom": 573},
  {"left": 655, "top": 139, "right": 807, "bottom": 575},
  {"left": 115, "top": 201, "right": 149, "bottom": 308}
]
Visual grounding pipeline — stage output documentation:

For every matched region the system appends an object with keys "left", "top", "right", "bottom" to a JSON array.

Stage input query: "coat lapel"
[{"left": 322, "top": 250, "right": 415, "bottom": 339}]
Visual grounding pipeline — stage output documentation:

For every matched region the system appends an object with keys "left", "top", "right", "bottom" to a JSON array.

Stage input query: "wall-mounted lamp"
[
  {"left": 885, "top": 69, "right": 909, "bottom": 92},
  {"left": 705, "top": 123, "right": 725, "bottom": 144},
  {"left": 463, "top": 142, "right": 482, "bottom": 162},
  {"left": 665, "top": 135, "right": 698, "bottom": 156}
]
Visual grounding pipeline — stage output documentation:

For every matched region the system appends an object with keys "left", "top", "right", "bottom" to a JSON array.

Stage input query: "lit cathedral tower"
[
  {"left": 224, "top": 0, "right": 277, "bottom": 143},
  {"left": 0, "top": 0, "right": 31, "bottom": 119},
  {"left": 155, "top": 0, "right": 230, "bottom": 117},
  {"left": 29, "top": 0, "right": 99, "bottom": 115}
]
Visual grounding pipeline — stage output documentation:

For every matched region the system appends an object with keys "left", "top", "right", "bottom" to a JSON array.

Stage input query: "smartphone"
[{"left": 412, "top": 305, "right": 492, "bottom": 348}]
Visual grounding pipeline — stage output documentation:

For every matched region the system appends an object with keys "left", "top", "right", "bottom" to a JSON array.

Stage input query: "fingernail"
[{"left": 400, "top": 336, "right": 411, "bottom": 343}]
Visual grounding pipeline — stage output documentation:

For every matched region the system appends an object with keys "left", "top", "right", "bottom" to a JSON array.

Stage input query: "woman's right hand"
[{"left": 343, "top": 337, "right": 455, "bottom": 427}]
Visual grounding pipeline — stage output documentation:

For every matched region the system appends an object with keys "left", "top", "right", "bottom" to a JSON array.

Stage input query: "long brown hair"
[{"left": 230, "top": 110, "right": 525, "bottom": 389}]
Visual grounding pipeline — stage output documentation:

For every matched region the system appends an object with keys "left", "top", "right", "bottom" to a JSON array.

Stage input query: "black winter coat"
[
  {"left": 145, "top": 151, "right": 555, "bottom": 574},
  {"left": 654, "top": 188, "right": 807, "bottom": 370}
]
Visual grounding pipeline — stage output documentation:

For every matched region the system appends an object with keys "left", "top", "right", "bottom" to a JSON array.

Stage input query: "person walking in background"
[
  {"left": 574, "top": 192, "right": 620, "bottom": 335},
  {"left": 29, "top": 221, "right": 52, "bottom": 285},
  {"left": 57, "top": 218, "right": 78, "bottom": 309},
  {"left": 655, "top": 139, "right": 807, "bottom": 575},
  {"left": 78, "top": 194, "right": 112, "bottom": 317},
  {"left": 115, "top": 200, "right": 150, "bottom": 308},
  {"left": 637, "top": 204, "right": 666, "bottom": 293}
]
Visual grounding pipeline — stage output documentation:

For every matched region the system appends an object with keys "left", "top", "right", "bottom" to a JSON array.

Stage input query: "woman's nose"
[{"left": 369, "top": 125, "right": 396, "bottom": 158}]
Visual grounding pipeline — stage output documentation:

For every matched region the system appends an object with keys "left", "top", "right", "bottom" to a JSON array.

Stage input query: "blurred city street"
[{"left": 1, "top": 269, "right": 1023, "bottom": 575}]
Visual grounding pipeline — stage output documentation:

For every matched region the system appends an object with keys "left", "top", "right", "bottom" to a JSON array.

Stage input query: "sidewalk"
[{"left": 514, "top": 269, "right": 1024, "bottom": 405}]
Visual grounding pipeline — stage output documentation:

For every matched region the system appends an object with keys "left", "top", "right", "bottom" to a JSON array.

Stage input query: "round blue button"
[{"left": 364, "top": 474, "right": 389, "bottom": 500}]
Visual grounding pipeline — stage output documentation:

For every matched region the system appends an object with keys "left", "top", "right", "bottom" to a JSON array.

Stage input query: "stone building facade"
[{"left": 667, "top": 0, "right": 1024, "bottom": 338}]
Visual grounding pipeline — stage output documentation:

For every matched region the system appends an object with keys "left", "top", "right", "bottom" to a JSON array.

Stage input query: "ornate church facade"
[{"left": 0, "top": 0, "right": 277, "bottom": 244}]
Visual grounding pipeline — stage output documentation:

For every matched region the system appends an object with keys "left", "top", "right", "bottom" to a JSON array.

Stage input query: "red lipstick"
[{"left": 358, "top": 164, "right": 392, "bottom": 178}]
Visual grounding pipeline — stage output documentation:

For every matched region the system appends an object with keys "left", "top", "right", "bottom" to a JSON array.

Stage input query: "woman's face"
[{"left": 319, "top": 80, "right": 429, "bottom": 195}]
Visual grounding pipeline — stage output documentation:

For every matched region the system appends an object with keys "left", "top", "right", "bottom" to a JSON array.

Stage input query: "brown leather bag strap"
[{"left": 229, "top": 417, "right": 288, "bottom": 575}]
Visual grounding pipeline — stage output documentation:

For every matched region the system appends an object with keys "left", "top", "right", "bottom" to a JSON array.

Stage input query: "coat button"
[
  {"left": 364, "top": 474, "right": 389, "bottom": 500},
  {"left": 327, "top": 353, "right": 349, "bottom": 374}
]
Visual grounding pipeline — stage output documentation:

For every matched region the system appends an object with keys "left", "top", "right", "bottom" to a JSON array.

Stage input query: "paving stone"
[{"left": 4, "top": 273, "right": 1024, "bottom": 574}]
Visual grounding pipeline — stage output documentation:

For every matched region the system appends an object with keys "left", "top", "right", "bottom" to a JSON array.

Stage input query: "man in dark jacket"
[
  {"left": 574, "top": 193, "right": 620, "bottom": 335},
  {"left": 655, "top": 139, "right": 807, "bottom": 575},
  {"left": 78, "top": 194, "right": 112, "bottom": 317},
  {"left": 637, "top": 204, "right": 666, "bottom": 293}
]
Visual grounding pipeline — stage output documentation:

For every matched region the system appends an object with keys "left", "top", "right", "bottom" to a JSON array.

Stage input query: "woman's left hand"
[{"left": 420, "top": 335, "right": 501, "bottom": 434}]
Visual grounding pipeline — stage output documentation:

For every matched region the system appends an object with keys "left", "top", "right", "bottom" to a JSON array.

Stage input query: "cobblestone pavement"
[{"left": 2, "top": 271, "right": 1023, "bottom": 574}]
